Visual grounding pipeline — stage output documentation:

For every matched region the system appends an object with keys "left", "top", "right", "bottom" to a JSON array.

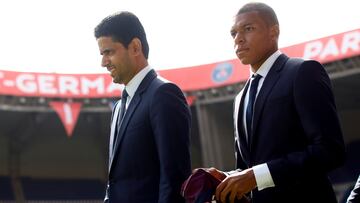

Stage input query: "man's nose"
[
  {"left": 234, "top": 33, "right": 244, "bottom": 45},
  {"left": 101, "top": 56, "right": 109, "bottom": 67}
]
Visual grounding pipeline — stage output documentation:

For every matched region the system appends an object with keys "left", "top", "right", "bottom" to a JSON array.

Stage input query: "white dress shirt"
[{"left": 242, "top": 50, "right": 281, "bottom": 190}]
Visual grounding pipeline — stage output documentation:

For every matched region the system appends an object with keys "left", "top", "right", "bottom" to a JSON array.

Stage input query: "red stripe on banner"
[
  {"left": 159, "top": 59, "right": 249, "bottom": 91},
  {"left": 0, "top": 71, "right": 122, "bottom": 98}
]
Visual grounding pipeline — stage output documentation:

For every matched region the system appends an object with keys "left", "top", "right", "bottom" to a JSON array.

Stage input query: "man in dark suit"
[
  {"left": 94, "top": 12, "right": 191, "bottom": 203},
  {"left": 207, "top": 2, "right": 345, "bottom": 203}
]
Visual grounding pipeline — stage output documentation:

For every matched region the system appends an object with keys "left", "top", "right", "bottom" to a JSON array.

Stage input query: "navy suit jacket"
[
  {"left": 233, "top": 54, "right": 345, "bottom": 203},
  {"left": 106, "top": 70, "right": 191, "bottom": 203}
]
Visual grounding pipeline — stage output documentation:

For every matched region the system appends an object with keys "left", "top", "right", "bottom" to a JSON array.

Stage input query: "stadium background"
[{"left": 0, "top": 28, "right": 359, "bottom": 202}]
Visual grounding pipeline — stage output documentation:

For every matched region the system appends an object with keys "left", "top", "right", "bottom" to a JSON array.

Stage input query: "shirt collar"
[
  {"left": 251, "top": 50, "right": 282, "bottom": 78},
  {"left": 125, "top": 65, "right": 152, "bottom": 98}
]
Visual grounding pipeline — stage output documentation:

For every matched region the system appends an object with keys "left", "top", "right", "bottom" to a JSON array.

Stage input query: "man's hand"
[
  {"left": 206, "top": 167, "right": 227, "bottom": 181},
  {"left": 215, "top": 168, "right": 256, "bottom": 203}
]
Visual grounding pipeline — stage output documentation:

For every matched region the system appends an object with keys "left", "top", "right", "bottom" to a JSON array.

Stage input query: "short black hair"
[
  {"left": 237, "top": 2, "right": 279, "bottom": 26},
  {"left": 94, "top": 11, "right": 149, "bottom": 59}
]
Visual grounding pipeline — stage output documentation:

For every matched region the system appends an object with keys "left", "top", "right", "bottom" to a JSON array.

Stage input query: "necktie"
[
  {"left": 118, "top": 89, "right": 128, "bottom": 122},
  {"left": 246, "top": 74, "right": 262, "bottom": 142},
  {"left": 113, "top": 89, "right": 128, "bottom": 150}
]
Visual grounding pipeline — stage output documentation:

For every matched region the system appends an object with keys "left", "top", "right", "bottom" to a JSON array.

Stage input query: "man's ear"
[
  {"left": 270, "top": 24, "right": 280, "bottom": 42},
  {"left": 129, "top": 38, "right": 142, "bottom": 57}
]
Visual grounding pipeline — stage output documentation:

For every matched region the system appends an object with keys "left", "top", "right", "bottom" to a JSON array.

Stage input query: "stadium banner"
[
  {"left": 49, "top": 101, "right": 82, "bottom": 137},
  {"left": 282, "top": 28, "right": 360, "bottom": 64},
  {"left": 0, "top": 71, "right": 122, "bottom": 98},
  {"left": 0, "top": 60, "right": 249, "bottom": 98},
  {"left": 0, "top": 28, "right": 359, "bottom": 98}
]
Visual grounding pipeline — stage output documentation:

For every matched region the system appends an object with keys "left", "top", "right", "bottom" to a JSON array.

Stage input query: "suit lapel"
[
  {"left": 109, "top": 70, "right": 157, "bottom": 173},
  {"left": 250, "top": 54, "right": 288, "bottom": 149}
]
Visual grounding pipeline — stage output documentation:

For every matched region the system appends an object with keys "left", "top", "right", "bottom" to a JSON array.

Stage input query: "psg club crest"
[{"left": 211, "top": 63, "right": 233, "bottom": 83}]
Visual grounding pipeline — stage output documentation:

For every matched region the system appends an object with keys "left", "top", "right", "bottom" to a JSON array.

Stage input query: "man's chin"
[
  {"left": 238, "top": 58, "right": 250, "bottom": 66},
  {"left": 112, "top": 77, "right": 122, "bottom": 84}
]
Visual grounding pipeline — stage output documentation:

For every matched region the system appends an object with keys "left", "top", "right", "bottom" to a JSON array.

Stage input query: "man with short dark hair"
[
  {"left": 95, "top": 12, "right": 191, "bottom": 203},
  {"left": 206, "top": 2, "right": 345, "bottom": 203}
]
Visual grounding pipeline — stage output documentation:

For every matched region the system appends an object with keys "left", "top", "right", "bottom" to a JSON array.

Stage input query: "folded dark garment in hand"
[
  {"left": 181, "top": 169, "right": 251, "bottom": 203},
  {"left": 181, "top": 168, "right": 220, "bottom": 203}
]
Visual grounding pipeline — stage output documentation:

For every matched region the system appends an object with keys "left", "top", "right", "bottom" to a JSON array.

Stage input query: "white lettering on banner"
[
  {"left": 81, "top": 77, "right": 105, "bottom": 94},
  {"left": 5, "top": 72, "right": 121, "bottom": 97},
  {"left": 59, "top": 76, "right": 79, "bottom": 95},
  {"left": 303, "top": 31, "right": 360, "bottom": 60},
  {"left": 4, "top": 80, "right": 15, "bottom": 87},
  {"left": 38, "top": 75, "right": 57, "bottom": 94},
  {"left": 320, "top": 38, "right": 339, "bottom": 59},
  {"left": 341, "top": 31, "right": 360, "bottom": 54},
  {"left": 16, "top": 74, "right": 37, "bottom": 93},
  {"left": 303, "top": 40, "right": 322, "bottom": 59},
  {"left": 64, "top": 103, "right": 73, "bottom": 124}
]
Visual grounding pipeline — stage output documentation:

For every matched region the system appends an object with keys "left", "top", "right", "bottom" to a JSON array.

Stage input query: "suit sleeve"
[
  {"left": 267, "top": 60, "right": 345, "bottom": 187},
  {"left": 150, "top": 83, "right": 192, "bottom": 203}
]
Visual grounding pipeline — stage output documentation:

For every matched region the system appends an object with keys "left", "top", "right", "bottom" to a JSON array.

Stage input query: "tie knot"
[
  {"left": 252, "top": 74, "right": 262, "bottom": 81},
  {"left": 122, "top": 89, "right": 128, "bottom": 99}
]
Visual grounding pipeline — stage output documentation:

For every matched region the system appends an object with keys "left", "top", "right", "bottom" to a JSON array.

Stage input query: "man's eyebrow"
[
  {"left": 240, "top": 22, "right": 254, "bottom": 27},
  {"left": 231, "top": 22, "right": 254, "bottom": 31},
  {"left": 100, "top": 48, "right": 111, "bottom": 55}
]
